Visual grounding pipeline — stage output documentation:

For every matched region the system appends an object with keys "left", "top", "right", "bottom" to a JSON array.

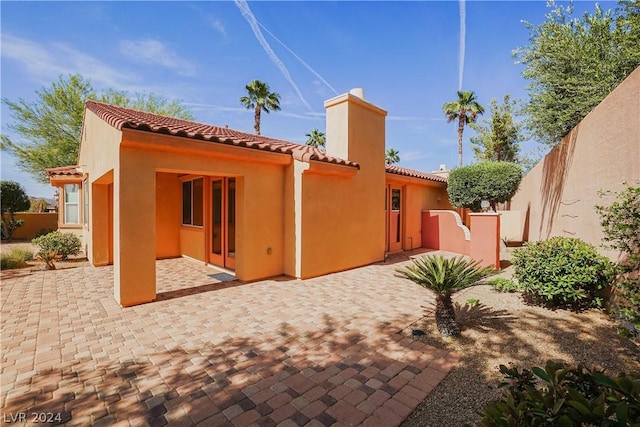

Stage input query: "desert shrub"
[
  {"left": 447, "top": 161, "right": 522, "bottom": 211},
  {"left": 596, "top": 183, "right": 640, "bottom": 334},
  {"left": 32, "top": 231, "right": 81, "bottom": 261},
  {"left": 0, "top": 248, "right": 34, "bottom": 270},
  {"left": 489, "top": 277, "right": 522, "bottom": 293},
  {"left": 479, "top": 361, "right": 640, "bottom": 426},
  {"left": 513, "top": 237, "right": 614, "bottom": 309}
]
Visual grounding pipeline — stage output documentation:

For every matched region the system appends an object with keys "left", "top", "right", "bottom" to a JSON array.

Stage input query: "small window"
[
  {"left": 182, "top": 178, "right": 203, "bottom": 227},
  {"left": 64, "top": 183, "right": 80, "bottom": 224}
]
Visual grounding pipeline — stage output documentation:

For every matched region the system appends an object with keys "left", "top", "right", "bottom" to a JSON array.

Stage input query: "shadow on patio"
[{"left": 3, "top": 314, "right": 454, "bottom": 426}]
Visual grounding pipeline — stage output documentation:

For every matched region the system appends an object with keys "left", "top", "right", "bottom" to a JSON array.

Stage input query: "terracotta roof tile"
[
  {"left": 85, "top": 100, "right": 358, "bottom": 168},
  {"left": 45, "top": 165, "right": 82, "bottom": 178},
  {"left": 385, "top": 164, "right": 447, "bottom": 183}
]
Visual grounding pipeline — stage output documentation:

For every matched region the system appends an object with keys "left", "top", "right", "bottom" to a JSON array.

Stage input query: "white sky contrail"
[
  {"left": 256, "top": 22, "right": 338, "bottom": 96},
  {"left": 234, "top": 0, "right": 313, "bottom": 111},
  {"left": 458, "top": 0, "right": 466, "bottom": 91}
]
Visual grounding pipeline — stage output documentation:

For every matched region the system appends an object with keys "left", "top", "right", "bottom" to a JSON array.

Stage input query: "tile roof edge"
[
  {"left": 385, "top": 164, "right": 448, "bottom": 183},
  {"left": 45, "top": 165, "right": 83, "bottom": 177},
  {"left": 84, "top": 100, "right": 359, "bottom": 168}
]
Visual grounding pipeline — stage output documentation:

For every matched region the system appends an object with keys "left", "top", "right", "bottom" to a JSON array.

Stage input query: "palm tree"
[
  {"left": 305, "top": 129, "right": 326, "bottom": 148},
  {"left": 386, "top": 148, "right": 400, "bottom": 164},
  {"left": 396, "top": 255, "right": 493, "bottom": 337},
  {"left": 443, "top": 91, "right": 485, "bottom": 167},
  {"left": 239, "top": 80, "right": 281, "bottom": 135}
]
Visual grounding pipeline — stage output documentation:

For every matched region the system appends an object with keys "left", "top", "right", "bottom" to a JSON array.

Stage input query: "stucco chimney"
[
  {"left": 323, "top": 89, "right": 387, "bottom": 166},
  {"left": 349, "top": 88, "right": 365, "bottom": 99},
  {"left": 431, "top": 164, "right": 449, "bottom": 179}
]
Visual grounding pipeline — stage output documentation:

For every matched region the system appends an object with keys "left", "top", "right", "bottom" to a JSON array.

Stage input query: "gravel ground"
[{"left": 400, "top": 275, "right": 640, "bottom": 427}]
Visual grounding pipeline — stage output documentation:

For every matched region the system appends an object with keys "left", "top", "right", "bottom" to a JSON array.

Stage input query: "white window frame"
[{"left": 63, "top": 183, "right": 80, "bottom": 225}]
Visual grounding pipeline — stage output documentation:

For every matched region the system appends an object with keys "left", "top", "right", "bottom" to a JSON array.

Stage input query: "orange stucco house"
[{"left": 47, "top": 89, "right": 451, "bottom": 307}]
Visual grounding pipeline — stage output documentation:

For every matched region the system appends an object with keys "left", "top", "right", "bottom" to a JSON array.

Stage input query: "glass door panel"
[
  {"left": 209, "top": 177, "right": 236, "bottom": 270},
  {"left": 210, "top": 179, "right": 224, "bottom": 265},
  {"left": 225, "top": 178, "right": 236, "bottom": 269},
  {"left": 388, "top": 186, "right": 403, "bottom": 252}
]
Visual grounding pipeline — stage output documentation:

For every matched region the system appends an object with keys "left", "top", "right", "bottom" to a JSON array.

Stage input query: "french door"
[
  {"left": 386, "top": 185, "right": 403, "bottom": 252},
  {"left": 210, "top": 177, "right": 236, "bottom": 270}
]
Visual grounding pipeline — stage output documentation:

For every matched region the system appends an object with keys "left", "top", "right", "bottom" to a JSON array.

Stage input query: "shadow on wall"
[
  {"left": 522, "top": 203, "right": 531, "bottom": 242},
  {"left": 538, "top": 126, "right": 579, "bottom": 238}
]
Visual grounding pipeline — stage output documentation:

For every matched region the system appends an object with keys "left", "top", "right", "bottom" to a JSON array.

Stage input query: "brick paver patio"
[{"left": 1, "top": 251, "right": 459, "bottom": 426}]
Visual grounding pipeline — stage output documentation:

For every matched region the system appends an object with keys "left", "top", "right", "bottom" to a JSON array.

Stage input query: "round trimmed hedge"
[{"left": 446, "top": 161, "right": 522, "bottom": 211}]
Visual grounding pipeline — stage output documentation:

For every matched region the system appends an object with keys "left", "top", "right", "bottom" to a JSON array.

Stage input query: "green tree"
[
  {"left": 443, "top": 90, "right": 485, "bottom": 167},
  {"left": 239, "top": 80, "right": 281, "bottom": 135},
  {"left": 385, "top": 148, "right": 400, "bottom": 165},
  {"left": 0, "top": 181, "right": 30, "bottom": 241},
  {"left": 469, "top": 95, "right": 522, "bottom": 163},
  {"left": 1, "top": 74, "right": 194, "bottom": 183},
  {"left": 514, "top": 0, "right": 640, "bottom": 147},
  {"left": 447, "top": 162, "right": 523, "bottom": 211},
  {"left": 595, "top": 183, "right": 640, "bottom": 330},
  {"left": 396, "top": 255, "right": 493, "bottom": 337},
  {"left": 305, "top": 128, "right": 326, "bottom": 148}
]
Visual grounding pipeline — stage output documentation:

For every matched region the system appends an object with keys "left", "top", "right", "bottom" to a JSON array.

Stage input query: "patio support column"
[{"left": 113, "top": 156, "right": 156, "bottom": 306}]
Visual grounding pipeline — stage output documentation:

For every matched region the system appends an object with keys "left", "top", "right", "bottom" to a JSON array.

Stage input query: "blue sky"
[{"left": 1, "top": 0, "right": 608, "bottom": 197}]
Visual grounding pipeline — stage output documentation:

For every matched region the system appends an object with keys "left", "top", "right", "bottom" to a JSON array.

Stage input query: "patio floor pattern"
[{"left": 1, "top": 250, "right": 459, "bottom": 426}]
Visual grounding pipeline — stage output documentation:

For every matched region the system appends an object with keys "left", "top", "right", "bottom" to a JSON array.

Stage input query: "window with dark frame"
[{"left": 182, "top": 178, "right": 203, "bottom": 227}]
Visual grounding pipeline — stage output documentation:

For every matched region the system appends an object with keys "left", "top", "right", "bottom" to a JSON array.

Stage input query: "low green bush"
[
  {"left": 32, "top": 231, "right": 81, "bottom": 261},
  {"left": 479, "top": 361, "right": 640, "bottom": 426},
  {"left": 488, "top": 277, "right": 522, "bottom": 293},
  {"left": 513, "top": 237, "right": 614, "bottom": 309},
  {"left": 596, "top": 183, "right": 640, "bottom": 336}
]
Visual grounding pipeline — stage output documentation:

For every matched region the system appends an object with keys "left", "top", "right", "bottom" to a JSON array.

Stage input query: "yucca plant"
[{"left": 397, "top": 255, "right": 493, "bottom": 337}]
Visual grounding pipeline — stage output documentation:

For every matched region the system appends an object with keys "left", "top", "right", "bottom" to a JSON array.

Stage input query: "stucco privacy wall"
[
  {"left": 421, "top": 210, "right": 501, "bottom": 269},
  {"left": 3, "top": 213, "right": 58, "bottom": 240},
  {"left": 510, "top": 67, "right": 640, "bottom": 260}
]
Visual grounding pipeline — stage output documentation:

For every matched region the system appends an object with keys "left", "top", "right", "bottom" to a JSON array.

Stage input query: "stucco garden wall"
[
  {"left": 2, "top": 213, "right": 58, "bottom": 240},
  {"left": 510, "top": 67, "right": 640, "bottom": 261}
]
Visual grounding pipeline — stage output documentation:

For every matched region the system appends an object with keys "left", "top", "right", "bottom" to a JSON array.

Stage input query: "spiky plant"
[{"left": 397, "top": 255, "right": 493, "bottom": 337}]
